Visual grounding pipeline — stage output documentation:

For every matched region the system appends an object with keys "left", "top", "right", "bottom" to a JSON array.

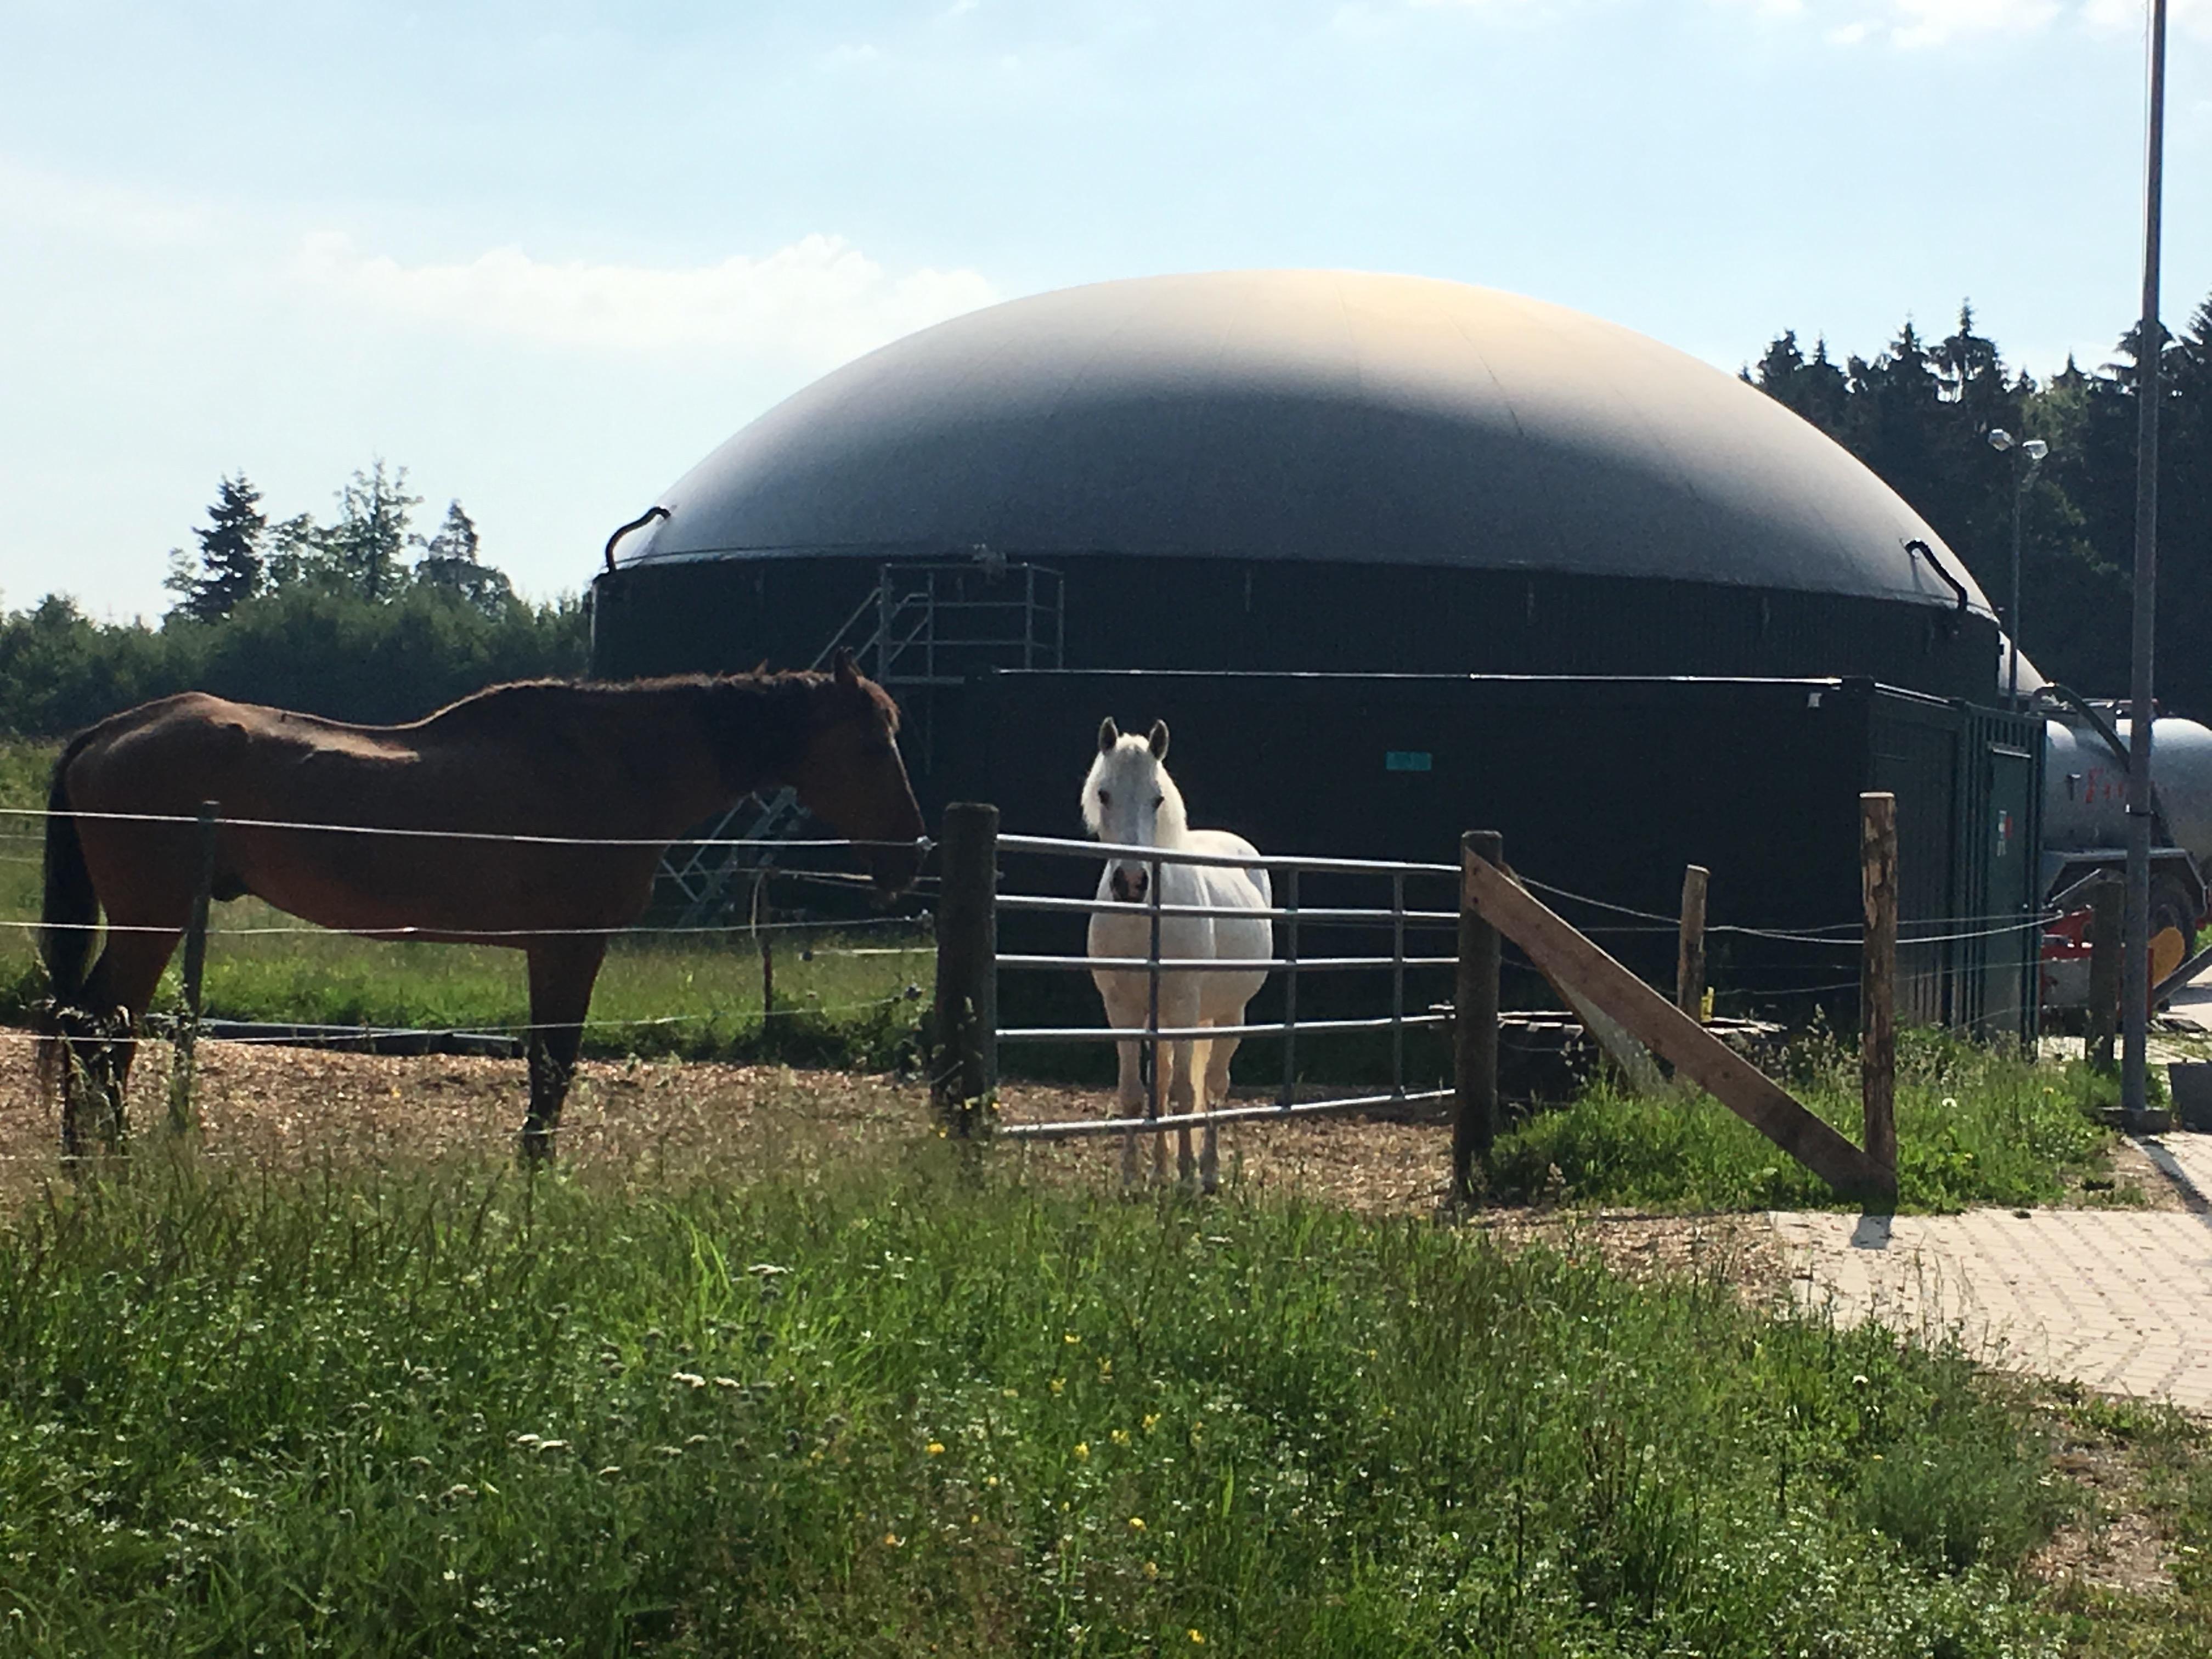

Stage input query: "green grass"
[
  {"left": 0, "top": 1148, "right": 2122, "bottom": 1657},
  {"left": 1487, "top": 1027, "right": 2118, "bottom": 1213}
]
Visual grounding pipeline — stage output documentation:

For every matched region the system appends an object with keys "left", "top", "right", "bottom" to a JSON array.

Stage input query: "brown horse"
[{"left": 38, "top": 651, "right": 923, "bottom": 1161}]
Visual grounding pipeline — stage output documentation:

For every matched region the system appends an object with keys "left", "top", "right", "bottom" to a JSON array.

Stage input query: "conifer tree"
[
  {"left": 413, "top": 499, "right": 514, "bottom": 613},
  {"left": 162, "top": 474, "right": 268, "bottom": 622},
  {"left": 326, "top": 461, "right": 421, "bottom": 602}
]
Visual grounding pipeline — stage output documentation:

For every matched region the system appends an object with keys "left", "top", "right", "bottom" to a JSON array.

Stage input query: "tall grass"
[
  {"left": 0, "top": 1153, "right": 2089, "bottom": 1656},
  {"left": 1488, "top": 1026, "right": 2117, "bottom": 1212}
]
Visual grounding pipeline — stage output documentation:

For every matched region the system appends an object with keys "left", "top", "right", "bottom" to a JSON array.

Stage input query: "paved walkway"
[{"left": 1773, "top": 1133, "right": 2212, "bottom": 1410}]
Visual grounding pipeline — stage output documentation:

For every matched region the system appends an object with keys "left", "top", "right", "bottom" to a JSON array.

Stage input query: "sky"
[{"left": 3, "top": 0, "right": 2209, "bottom": 622}]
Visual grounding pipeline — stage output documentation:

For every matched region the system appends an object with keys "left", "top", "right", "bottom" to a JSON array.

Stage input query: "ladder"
[{"left": 658, "top": 556, "right": 1064, "bottom": 926}]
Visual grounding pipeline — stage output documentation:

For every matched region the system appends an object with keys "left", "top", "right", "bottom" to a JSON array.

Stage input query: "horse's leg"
[
  {"left": 63, "top": 927, "right": 180, "bottom": 1159},
  {"left": 1114, "top": 1034, "right": 1147, "bottom": 1186},
  {"left": 1167, "top": 1035, "right": 1200, "bottom": 1190},
  {"left": 1200, "top": 1029, "right": 1242, "bottom": 1194},
  {"left": 1096, "top": 976, "right": 1147, "bottom": 1186},
  {"left": 521, "top": 937, "right": 609, "bottom": 1163}
]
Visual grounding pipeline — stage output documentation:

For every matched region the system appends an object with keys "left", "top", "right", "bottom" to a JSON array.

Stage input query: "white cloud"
[
  {"left": 821, "top": 41, "right": 887, "bottom": 71},
  {"left": 0, "top": 155, "right": 212, "bottom": 247},
  {"left": 288, "top": 232, "right": 1000, "bottom": 364},
  {"left": 1408, "top": 0, "right": 1566, "bottom": 15},
  {"left": 1884, "top": 0, "right": 2059, "bottom": 47},
  {"left": 2085, "top": 0, "right": 2212, "bottom": 40},
  {"left": 1719, "top": 0, "right": 2203, "bottom": 46}
]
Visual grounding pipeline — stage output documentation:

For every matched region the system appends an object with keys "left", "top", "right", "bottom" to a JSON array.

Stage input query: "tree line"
[
  {"left": 4, "top": 292, "right": 2208, "bottom": 738},
  {"left": 0, "top": 465, "right": 588, "bottom": 736},
  {"left": 1746, "top": 291, "right": 2212, "bottom": 712}
]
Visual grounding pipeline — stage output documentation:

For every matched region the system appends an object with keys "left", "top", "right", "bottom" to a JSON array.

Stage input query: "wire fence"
[
  {"left": 9, "top": 800, "right": 2063, "bottom": 1087},
  {"left": 9, "top": 800, "right": 938, "bottom": 1072}
]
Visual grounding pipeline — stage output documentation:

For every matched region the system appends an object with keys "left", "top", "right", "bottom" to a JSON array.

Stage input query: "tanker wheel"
[{"left": 2150, "top": 873, "right": 2199, "bottom": 989}]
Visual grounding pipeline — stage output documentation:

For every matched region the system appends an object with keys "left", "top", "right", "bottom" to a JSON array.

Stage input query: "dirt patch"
[
  {"left": 2087, "top": 1135, "right": 2194, "bottom": 1211},
  {"left": 0, "top": 1037, "right": 1787, "bottom": 1304},
  {"left": 2030, "top": 1425, "right": 2181, "bottom": 1598}
]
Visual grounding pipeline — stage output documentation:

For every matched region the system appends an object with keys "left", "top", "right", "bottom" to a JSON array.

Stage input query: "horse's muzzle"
[
  {"left": 1109, "top": 864, "right": 1149, "bottom": 904},
  {"left": 867, "top": 838, "right": 925, "bottom": 896}
]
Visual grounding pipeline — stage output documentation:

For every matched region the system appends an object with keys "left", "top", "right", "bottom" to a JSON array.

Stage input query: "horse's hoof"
[{"left": 518, "top": 1132, "right": 556, "bottom": 1166}]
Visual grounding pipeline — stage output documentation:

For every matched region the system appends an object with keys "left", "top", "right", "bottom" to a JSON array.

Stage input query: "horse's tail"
[{"left": 40, "top": 736, "right": 99, "bottom": 1007}]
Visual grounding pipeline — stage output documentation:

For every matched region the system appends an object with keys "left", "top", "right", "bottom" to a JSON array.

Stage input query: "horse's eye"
[
  {"left": 1099, "top": 791, "right": 1111, "bottom": 806},
  {"left": 1152, "top": 794, "right": 1164, "bottom": 808}
]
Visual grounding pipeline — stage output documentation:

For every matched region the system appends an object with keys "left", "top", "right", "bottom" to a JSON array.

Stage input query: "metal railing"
[{"left": 941, "top": 820, "right": 1461, "bottom": 1143}]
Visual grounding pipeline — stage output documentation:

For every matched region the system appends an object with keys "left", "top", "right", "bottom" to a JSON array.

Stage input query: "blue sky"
[{"left": 4, "top": 0, "right": 2208, "bottom": 621}]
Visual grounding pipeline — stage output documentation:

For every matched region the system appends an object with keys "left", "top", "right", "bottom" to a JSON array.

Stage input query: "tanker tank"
[{"left": 2038, "top": 699, "right": 2212, "bottom": 1008}]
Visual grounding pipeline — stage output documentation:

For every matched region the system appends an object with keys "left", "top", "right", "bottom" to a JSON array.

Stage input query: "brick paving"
[{"left": 1771, "top": 1132, "right": 2212, "bottom": 1410}]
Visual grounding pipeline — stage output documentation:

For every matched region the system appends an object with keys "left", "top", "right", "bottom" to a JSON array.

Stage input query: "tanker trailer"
[{"left": 2038, "top": 689, "right": 2212, "bottom": 1012}]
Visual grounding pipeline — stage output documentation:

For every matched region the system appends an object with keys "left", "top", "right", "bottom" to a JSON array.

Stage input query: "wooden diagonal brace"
[{"left": 1463, "top": 859, "right": 1892, "bottom": 1203}]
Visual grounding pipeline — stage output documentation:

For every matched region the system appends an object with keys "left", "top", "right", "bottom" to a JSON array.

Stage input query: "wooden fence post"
[
  {"left": 932, "top": 803, "right": 999, "bottom": 1135},
  {"left": 169, "top": 800, "right": 218, "bottom": 1132},
  {"left": 1859, "top": 793, "right": 1898, "bottom": 1204},
  {"left": 2089, "top": 874, "right": 2122, "bottom": 1073},
  {"left": 1677, "top": 865, "right": 1709, "bottom": 1018},
  {"left": 1453, "top": 831, "right": 1504, "bottom": 1202},
  {"left": 754, "top": 873, "right": 776, "bottom": 1028}
]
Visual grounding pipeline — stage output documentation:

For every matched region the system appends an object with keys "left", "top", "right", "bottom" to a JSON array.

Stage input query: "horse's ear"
[
  {"left": 832, "top": 648, "right": 860, "bottom": 686},
  {"left": 1148, "top": 720, "right": 1169, "bottom": 760},
  {"left": 752, "top": 659, "right": 770, "bottom": 676},
  {"left": 1097, "top": 717, "right": 1119, "bottom": 754}
]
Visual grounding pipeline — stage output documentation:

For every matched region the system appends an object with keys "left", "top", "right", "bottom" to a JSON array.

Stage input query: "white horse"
[{"left": 1082, "top": 718, "right": 1273, "bottom": 1190}]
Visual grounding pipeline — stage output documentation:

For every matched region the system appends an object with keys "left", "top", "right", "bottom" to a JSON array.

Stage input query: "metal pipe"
[
  {"left": 1001, "top": 1013, "right": 1451, "bottom": 1043},
  {"left": 2008, "top": 467, "right": 2025, "bottom": 705},
  {"left": 1279, "top": 868, "right": 1300, "bottom": 1107},
  {"left": 997, "top": 1088, "right": 1456, "bottom": 1141},
  {"left": 600, "top": 505, "right": 668, "bottom": 572},
  {"left": 876, "top": 563, "right": 894, "bottom": 684},
  {"left": 1147, "top": 854, "right": 1163, "bottom": 1124},
  {"left": 1000, "top": 832, "right": 1458, "bottom": 877},
  {"left": 2125, "top": 0, "right": 2169, "bottom": 1120},
  {"left": 1391, "top": 872, "right": 1407, "bottom": 1099},
  {"left": 998, "top": 953, "right": 1457, "bottom": 973},
  {"left": 998, "top": 893, "right": 1459, "bottom": 926}
]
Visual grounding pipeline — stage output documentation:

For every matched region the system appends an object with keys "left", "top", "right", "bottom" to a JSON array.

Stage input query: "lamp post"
[
  {"left": 1987, "top": 428, "right": 2050, "bottom": 705},
  {"left": 2123, "top": 0, "right": 2169, "bottom": 1124}
]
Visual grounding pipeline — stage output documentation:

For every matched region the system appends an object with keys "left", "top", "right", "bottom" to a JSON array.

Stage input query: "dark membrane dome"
[{"left": 612, "top": 269, "right": 1993, "bottom": 618}]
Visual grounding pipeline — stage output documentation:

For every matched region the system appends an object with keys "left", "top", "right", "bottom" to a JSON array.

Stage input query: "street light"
[
  {"left": 1988, "top": 428, "right": 2051, "bottom": 704},
  {"left": 2124, "top": 0, "right": 2170, "bottom": 1124}
]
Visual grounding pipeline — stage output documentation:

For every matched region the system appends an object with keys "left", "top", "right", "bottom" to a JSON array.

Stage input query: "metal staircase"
[{"left": 658, "top": 555, "right": 1064, "bottom": 926}]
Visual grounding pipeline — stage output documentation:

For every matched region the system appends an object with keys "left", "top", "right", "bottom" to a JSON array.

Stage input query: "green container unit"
[{"left": 947, "top": 672, "right": 2042, "bottom": 1042}]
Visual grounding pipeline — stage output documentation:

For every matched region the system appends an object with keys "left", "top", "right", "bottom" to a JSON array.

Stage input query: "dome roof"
[{"left": 614, "top": 269, "right": 1991, "bottom": 615}]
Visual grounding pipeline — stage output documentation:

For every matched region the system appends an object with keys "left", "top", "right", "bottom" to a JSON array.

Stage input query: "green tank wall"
[{"left": 590, "top": 554, "right": 1999, "bottom": 698}]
